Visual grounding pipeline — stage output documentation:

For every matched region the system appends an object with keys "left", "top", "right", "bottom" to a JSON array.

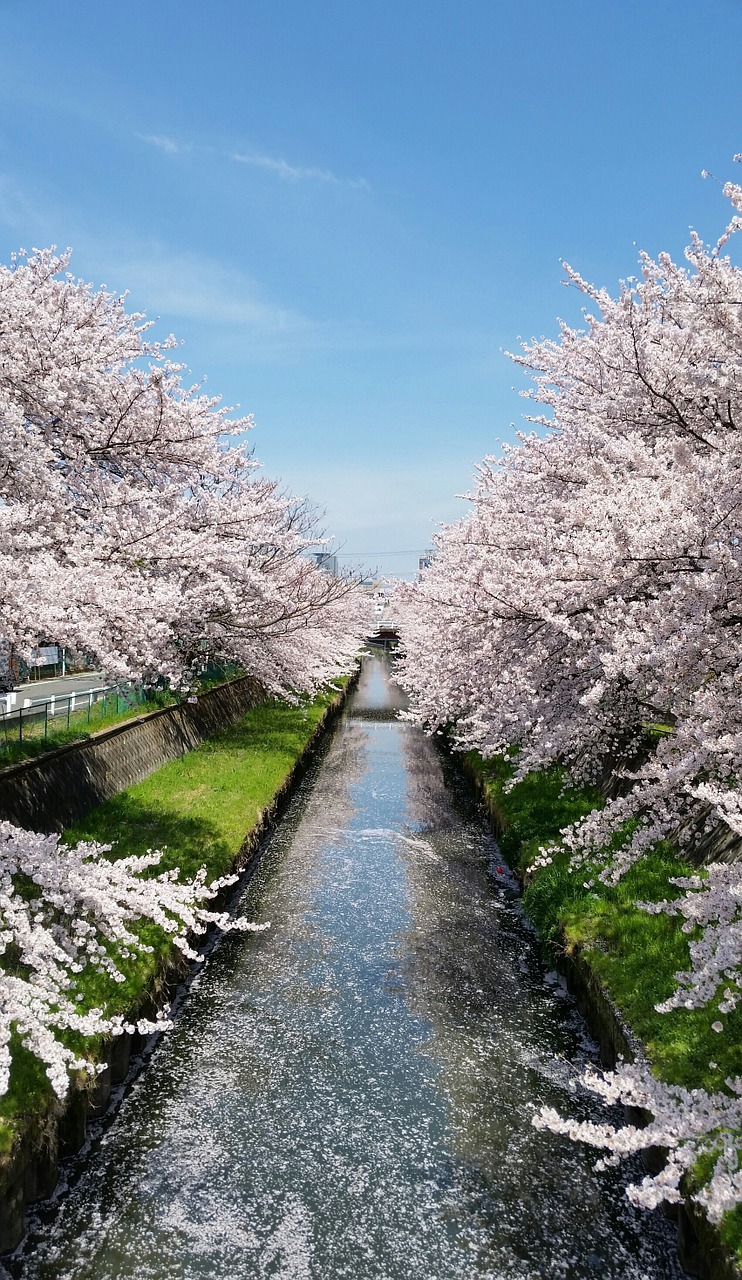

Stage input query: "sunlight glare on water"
[{"left": 7, "top": 654, "right": 684, "bottom": 1280}]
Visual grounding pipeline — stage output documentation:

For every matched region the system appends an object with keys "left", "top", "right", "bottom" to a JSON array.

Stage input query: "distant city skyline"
[{"left": 1, "top": 0, "right": 741, "bottom": 578}]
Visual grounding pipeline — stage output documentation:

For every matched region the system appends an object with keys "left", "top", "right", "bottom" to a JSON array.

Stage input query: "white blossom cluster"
[
  {"left": 0, "top": 821, "right": 265, "bottom": 1098},
  {"left": 640, "top": 861, "right": 742, "bottom": 1015},
  {"left": 397, "top": 167, "right": 742, "bottom": 1217},
  {"left": 535, "top": 1062, "right": 742, "bottom": 1224}
]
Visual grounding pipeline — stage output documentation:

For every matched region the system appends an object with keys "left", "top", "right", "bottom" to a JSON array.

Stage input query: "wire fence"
[{"left": 0, "top": 682, "right": 147, "bottom": 759}]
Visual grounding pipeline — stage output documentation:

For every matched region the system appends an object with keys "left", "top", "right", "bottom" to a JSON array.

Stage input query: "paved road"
[{"left": 14, "top": 672, "right": 107, "bottom": 703}]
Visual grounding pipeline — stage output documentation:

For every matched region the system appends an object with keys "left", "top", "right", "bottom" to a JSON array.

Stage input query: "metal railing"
[{"left": 0, "top": 682, "right": 146, "bottom": 757}]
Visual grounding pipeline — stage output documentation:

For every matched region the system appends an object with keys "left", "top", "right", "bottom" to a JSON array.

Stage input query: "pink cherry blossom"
[
  {"left": 397, "top": 166, "right": 742, "bottom": 1216},
  {"left": 0, "top": 249, "right": 367, "bottom": 1096},
  {"left": 0, "top": 248, "right": 366, "bottom": 696},
  {"left": 0, "top": 821, "right": 268, "bottom": 1097}
]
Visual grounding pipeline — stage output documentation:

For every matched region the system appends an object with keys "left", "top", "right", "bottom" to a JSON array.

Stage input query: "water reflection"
[{"left": 6, "top": 654, "right": 682, "bottom": 1280}]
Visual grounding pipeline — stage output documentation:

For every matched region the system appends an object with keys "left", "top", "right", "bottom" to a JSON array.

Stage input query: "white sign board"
[{"left": 30, "top": 646, "right": 59, "bottom": 666}]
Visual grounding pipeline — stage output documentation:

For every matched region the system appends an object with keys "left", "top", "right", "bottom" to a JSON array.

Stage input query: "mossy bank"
[{"left": 460, "top": 749, "right": 742, "bottom": 1280}]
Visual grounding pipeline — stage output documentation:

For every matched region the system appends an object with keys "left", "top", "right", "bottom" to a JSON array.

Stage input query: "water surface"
[{"left": 6, "top": 655, "right": 683, "bottom": 1279}]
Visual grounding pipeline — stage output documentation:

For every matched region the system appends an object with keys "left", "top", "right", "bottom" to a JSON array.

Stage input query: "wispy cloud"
[
  {"left": 136, "top": 133, "right": 188, "bottom": 156},
  {"left": 231, "top": 151, "right": 370, "bottom": 191},
  {"left": 0, "top": 177, "right": 316, "bottom": 355},
  {"left": 134, "top": 130, "right": 369, "bottom": 190},
  {"left": 103, "top": 245, "right": 314, "bottom": 341},
  {"left": 0, "top": 178, "right": 482, "bottom": 362}
]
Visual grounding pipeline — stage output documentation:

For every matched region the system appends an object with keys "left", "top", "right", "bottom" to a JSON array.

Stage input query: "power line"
[{"left": 332, "top": 550, "right": 430, "bottom": 557}]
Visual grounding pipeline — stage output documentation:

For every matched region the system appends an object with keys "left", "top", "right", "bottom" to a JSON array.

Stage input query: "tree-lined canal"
[{"left": 7, "top": 655, "right": 683, "bottom": 1279}]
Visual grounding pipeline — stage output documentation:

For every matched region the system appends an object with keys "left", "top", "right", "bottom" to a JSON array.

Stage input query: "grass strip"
[
  {"left": 462, "top": 749, "right": 742, "bottom": 1262},
  {"left": 0, "top": 686, "right": 340, "bottom": 1162}
]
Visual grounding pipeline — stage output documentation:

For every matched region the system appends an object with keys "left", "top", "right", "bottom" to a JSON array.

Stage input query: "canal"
[{"left": 6, "top": 654, "right": 683, "bottom": 1279}]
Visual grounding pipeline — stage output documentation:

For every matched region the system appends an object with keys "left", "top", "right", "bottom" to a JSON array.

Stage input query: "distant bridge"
[{"left": 366, "top": 616, "right": 401, "bottom": 646}]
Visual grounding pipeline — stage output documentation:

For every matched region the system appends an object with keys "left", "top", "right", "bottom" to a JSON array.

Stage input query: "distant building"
[
  {"left": 417, "top": 549, "right": 434, "bottom": 579},
  {"left": 312, "top": 552, "right": 339, "bottom": 577}
]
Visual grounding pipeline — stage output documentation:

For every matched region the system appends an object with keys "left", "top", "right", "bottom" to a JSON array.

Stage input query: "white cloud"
[
  {"left": 231, "top": 151, "right": 370, "bottom": 191},
  {"left": 0, "top": 179, "right": 481, "bottom": 363},
  {"left": 136, "top": 133, "right": 187, "bottom": 155},
  {"left": 0, "top": 178, "right": 316, "bottom": 356},
  {"left": 0, "top": 180, "right": 306, "bottom": 344},
  {"left": 0, "top": 179, "right": 408, "bottom": 358}
]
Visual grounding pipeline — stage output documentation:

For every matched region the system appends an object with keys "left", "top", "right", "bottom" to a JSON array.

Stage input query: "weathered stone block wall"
[{"left": 0, "top": 675, "right": 266, "bottom": 833}]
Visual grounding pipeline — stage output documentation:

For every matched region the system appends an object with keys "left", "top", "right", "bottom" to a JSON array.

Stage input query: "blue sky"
[{"left": 1, "top": 0, "right": 742, "bottom": 579}]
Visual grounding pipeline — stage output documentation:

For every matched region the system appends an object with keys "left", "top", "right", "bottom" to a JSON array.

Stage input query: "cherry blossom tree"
[
  {"left": 400, "top": 167, "right": 742, "bottom": 894},
  {"left": 534, "top": 1061, "right": 742, "bottom": 1225},
  {"left": 397, "top": 164, "right": 742, "bottom": 1215},
  {"left": 0, "top": 248, "right": 365, "bottom": 1098},
  {"left": 0, "top": 247, "right": 365, "bottom": 694}
]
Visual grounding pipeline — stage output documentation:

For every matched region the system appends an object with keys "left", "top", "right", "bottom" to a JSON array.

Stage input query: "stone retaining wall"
[{"left": 0, "top": 675, "right": 266, "bottom": 833}]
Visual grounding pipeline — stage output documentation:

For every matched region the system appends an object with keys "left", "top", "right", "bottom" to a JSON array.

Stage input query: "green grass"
[
  {"left": 67, "top": 693, "right": 334, "bottom": 875},
  {"left": 461, "top": 749, "right": 602, "bottom": 868},
  {"left": 523, "top": 846, "right": 742, "bottom": 1090},
  {"left": 0, "top": 686, "right": 340, "bottom": 1162},
  {"left": 463, "top": 748, "right": 742, "bottom": 1262}
]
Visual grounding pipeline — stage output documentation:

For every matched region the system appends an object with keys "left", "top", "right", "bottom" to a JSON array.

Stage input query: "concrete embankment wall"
[
  {"left": 0, "top": 677, "right": 353, "bottom": 1253},
  {"left": 0, "top": 674, "right": 266, "bottom": 833},
  {"left": 458, "top": 752, "right": 741, "bottom": 1280}
]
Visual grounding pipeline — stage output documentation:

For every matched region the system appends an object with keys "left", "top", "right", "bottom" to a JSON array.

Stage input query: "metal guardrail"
[{"left": 0, "top": 682, "right": 146, "bottom": 755}]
